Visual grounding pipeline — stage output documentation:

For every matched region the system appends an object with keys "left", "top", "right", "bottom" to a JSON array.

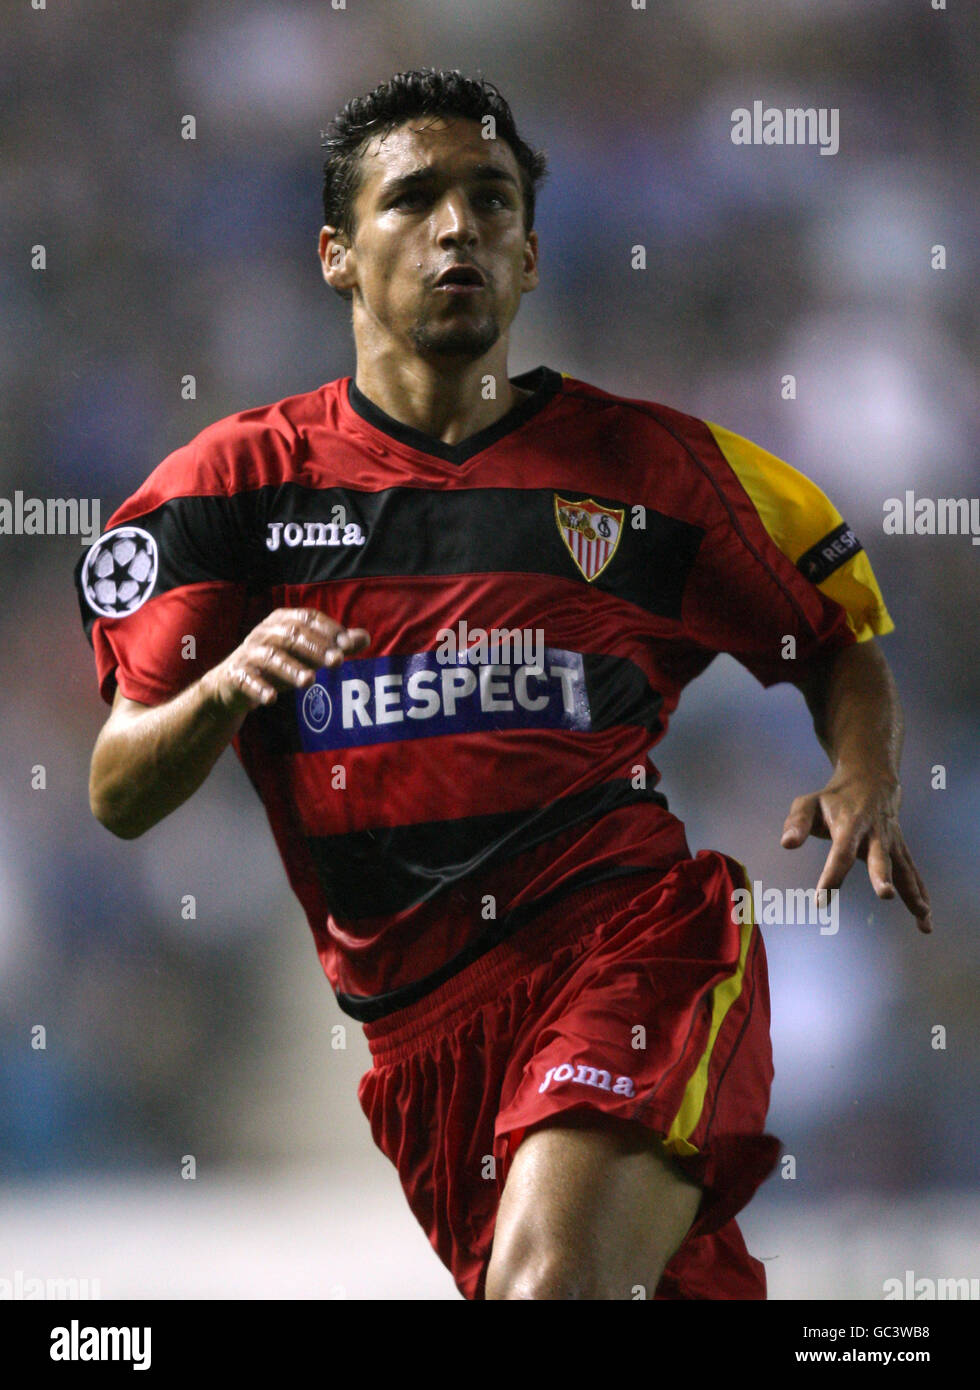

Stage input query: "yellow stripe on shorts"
[{"left": 663, "top": 865, "right": 755, "bottom": 1158}]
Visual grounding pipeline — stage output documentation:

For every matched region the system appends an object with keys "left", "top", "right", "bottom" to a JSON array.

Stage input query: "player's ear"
[
  {"left": 319, "top": 225, "right": 357, "bottom": 298},
  {"left": 521, "top": 230, "right": 539, "bottom": 293}
]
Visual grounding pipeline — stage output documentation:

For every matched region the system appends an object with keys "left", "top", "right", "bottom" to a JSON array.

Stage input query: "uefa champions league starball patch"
[{"left": 81, "top": 526, "right": 159, "bottom": 618}]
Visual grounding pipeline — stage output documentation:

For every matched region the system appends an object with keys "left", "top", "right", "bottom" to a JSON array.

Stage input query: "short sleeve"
[
  {"left": 681, "top": 423, "right": 894, "bottom": 688},
  {"left": 74, "top": 438, "right": 260, "bottom": 706}
]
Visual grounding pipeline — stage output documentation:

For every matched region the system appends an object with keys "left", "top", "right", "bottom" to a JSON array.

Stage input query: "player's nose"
[{"left": 434, "top": 193, "right": 478, "bottom": 248}]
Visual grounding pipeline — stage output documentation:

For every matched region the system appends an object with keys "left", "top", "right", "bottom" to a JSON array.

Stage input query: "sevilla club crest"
[{"left": 554, "top": 495, "right": 624, "bottom": 582}]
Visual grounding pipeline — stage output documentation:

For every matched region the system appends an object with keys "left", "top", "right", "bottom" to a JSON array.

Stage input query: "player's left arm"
[
  {"left": 697, "top": 420, "right": 933, "bottom": 935},
  {"left": 784, "top": 635, "right": 932, "bottom": 933}
]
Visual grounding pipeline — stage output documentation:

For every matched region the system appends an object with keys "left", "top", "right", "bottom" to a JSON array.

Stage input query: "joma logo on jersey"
[
  {"left": 554, "top": 495, "right": 624, "bottom": 582},
  {"left": 266, "top": 520, "right": 365, "bottom": 551},
  {"left": 538, "top": 1063, "right": 635, "bottom": 1097}
]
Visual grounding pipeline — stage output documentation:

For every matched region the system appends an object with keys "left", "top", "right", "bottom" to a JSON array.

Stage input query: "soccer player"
[{"left": 75, "top": 69, "right": 932, "bottom": 1300}]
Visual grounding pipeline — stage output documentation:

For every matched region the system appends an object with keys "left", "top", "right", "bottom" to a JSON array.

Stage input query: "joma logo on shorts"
[{"left": 538, "top": 1063, "right": 635, "bottom": 1097}]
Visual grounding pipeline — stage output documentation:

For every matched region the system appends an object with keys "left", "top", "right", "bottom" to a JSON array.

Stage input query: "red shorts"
[{"left": 358, "top": 852, "right": 781, "bottom": 1300}]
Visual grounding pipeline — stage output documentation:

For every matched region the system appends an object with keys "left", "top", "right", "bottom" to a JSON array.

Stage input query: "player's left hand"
[{"left": 780, "top": 770, "right": 933, "bottom": 934}]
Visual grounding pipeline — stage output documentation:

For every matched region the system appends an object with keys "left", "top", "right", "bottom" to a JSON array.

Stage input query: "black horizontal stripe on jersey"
[
  {"left": 307, "top": 777, "right": 668, "bottom": 923},
  {"left": 77, "top": 483, "right": 705, "bottom": 632},
  {"left": 256, "top": 484, "right": 704, "bottom": 619},
  {"left": 251, "top": 649, "right": 664, "bottom": 755},
  {"left": 335, "top": 861, "right": 670, "bottom": 1024},
  {"left": 795, "top": 521, "right": 864, "bottom": 585}
]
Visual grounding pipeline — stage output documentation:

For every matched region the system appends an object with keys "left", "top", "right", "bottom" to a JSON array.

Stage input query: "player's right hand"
[{"left": 203, "top": 608, "right": 370, "bottom": 713}]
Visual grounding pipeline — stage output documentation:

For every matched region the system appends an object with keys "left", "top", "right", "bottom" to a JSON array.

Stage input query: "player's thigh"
[{"left": 485, "top": 1114, "right": 702, "bottom": 1300}]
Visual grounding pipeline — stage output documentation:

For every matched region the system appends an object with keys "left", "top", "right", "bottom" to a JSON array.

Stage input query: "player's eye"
[{"left": 391, "top": 190, "right": 428, "bottom": 210}]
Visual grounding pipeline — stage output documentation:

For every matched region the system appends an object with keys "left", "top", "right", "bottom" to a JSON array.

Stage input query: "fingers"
[
  {"left": 889, "top": 837, "right": 934, "bottom": 934},
  {"left": 865, "top": 834, "right": 895, "bottom": 900},
  {"left": 231, "top": 664, "right": 278, "bottom": 709},
  {"left": 852, "top": 819, "right": 932, "bottom": 934},
  {"left": 258, "top": 609, "right": 371, "bottom": 674},
  {"left": 812, "top": 810, "right": 933, "bottom": 936},
  {"left": 781, "top": 794, "right": 826, "bottom": 848},
  {"left": 336, "top": 626, "right": 371, "bottom": 653},
  {"left": 207, "top": 660, "right": 281, "bottom": 714},
  {"left": 784, "top": 780, "right": 888, "bottom": 894},
  {"left": 815, "top": 827, "right": 862, "bottom": 896},
  {"left": 784, "top": 783, "right": 934, "bottom": 936},
  {"left": 216, "top": 609, "right": 371, "bottom": 712},
  {"left": 248, "top": 643, "right": 319, "bottom": 689}
]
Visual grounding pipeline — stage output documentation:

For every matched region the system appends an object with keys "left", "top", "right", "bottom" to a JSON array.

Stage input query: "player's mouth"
[{"left": 433, "top": 263, "right": 486, "bottom": 295}]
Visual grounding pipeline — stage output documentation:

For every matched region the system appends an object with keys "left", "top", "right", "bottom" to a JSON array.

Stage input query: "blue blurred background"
[{"left": 1, "top": 0, "right": 977, "bottom": 1298}]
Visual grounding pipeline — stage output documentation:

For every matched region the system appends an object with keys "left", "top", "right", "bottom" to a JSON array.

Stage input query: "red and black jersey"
[{"left": 74, "top": 366, "right": 893, "bottom": 1020}]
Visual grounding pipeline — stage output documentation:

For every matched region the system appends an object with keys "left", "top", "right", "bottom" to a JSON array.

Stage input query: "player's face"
[{"left": 323, "top": 116, "right": 538, "bottom": 360}]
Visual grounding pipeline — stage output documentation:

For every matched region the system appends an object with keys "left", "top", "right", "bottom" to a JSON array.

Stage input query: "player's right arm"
[{"left": 89, "top": 608, "right": 369, "bottom": 840}]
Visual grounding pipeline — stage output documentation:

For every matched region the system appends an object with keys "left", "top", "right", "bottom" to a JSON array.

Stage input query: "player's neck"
[{"left": 352, "top": 349, "right": 529, "bottom": 446}]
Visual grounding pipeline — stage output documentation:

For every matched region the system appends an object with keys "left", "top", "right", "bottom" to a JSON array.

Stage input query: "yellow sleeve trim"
[{"left": 706, "top": 421, "right": 894, "bottom": 642}]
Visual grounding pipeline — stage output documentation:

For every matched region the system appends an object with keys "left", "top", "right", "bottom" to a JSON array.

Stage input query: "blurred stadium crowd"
[{"left": 0, "top": 0, "right": 976, "bottom": 1277}]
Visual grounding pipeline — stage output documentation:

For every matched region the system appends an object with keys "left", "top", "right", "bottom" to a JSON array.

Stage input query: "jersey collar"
[{"left": 346, "top": 365, "right": 563, "bottom": 465}]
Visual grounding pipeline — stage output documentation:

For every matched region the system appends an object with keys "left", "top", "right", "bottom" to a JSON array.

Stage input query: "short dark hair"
[{"left": 320, "top": 68, "right": 547, "bottom": 238}]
